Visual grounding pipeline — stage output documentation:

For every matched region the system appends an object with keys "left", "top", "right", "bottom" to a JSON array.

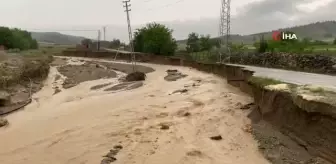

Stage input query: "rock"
[
  {"left": 113, "top": 145, "right": 123, "bottom": 150},
  {"left": 125, "top": 72, "right": 146, "bottom": 81},
  {"left": 100, "top": 157, "right": 116, "bottom": 164},
  {"left": 186, "top": 150, "right": 202, "bottom": 156},
  {"left": 183, "top": 112, "right": 191, "bottom": 116},
  {"left": 167, "top": 69, "right": 178, "bottom": 73},
  {"left": 160, "top": 124, "right": 170, "bottom": 130},
  {"left": 240, "top": 103, "right": 255, "bottom": 110},
  {"left": 242, "top": 124, "right": 253, "bottom": 133},
  {"left": 53, "top": 87, "right": 61, "bottom": 95},
  {"left": 172, "top": 89, "right": 188, "bottom": 94},
  {"left": 104, "top": 150, "right": 118, "bottom": 158},
  {"left": 0, "top": 117, "right": 8, "bottom": 127},
  {"left": 164, "top": 69, "right": 188, "bottom": 81},
  {"left": 0, "top": 91, "right": 10, "bottom": 106},
  {"left": 210, "top": 135, "right": 222, "bottom": 140}
]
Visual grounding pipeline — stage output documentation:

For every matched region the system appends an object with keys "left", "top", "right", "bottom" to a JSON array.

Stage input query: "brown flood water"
[{"left": 0, "top": 58, "right": 269, "bottom": 164}]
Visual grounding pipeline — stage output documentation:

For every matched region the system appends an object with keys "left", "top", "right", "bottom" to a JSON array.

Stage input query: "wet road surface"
[{"left": 228, "top": 64, "right": 336, "bottom": 90}]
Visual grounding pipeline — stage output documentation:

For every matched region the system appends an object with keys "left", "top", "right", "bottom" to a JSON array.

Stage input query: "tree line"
[
  {"left": 0, "top": 27, "right": 38, "bottom": 50},
  {"left": 82, "top": 22, "right": 336, "bottom": 56},
  {"left": 81, "top": 38, "right": 126, "bottom": 50}
]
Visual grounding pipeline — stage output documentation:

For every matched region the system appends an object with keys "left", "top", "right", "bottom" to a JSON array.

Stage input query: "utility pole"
[
  {"left": 103, "top": 26, "right": 106, "bottom": 41},
  {"left": 97, "top": 30, "right": 101, "bottom": 51},
  {"left": 219, "top": 0, "right": 231, "bottom": 63},
  {"left": 123, "top": 0, "right": 136, "bottom": 71}
]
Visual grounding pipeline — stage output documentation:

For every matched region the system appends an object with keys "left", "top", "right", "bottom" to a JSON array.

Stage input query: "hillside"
[
  {"left": 178, "top": 21, "right": 336, "bottom": 44},
  {"left": 31, "top": 32, "right": 86, "bottom": 45}
]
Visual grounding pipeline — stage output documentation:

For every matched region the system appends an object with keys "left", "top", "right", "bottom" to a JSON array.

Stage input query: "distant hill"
[
  {"left": 177, "top": 21, "right": 336, "bottom": 44},
  {"left": 31, "top": 32, "right": 86, "bottom": 45}
]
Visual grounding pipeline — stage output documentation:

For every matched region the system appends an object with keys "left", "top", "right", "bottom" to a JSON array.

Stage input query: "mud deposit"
[
  {"left": 58, "top": 62, "right": 117, "bottom": 88},
  {"left": 57, "top": 58, "right": 154, "bottom": 89},
  {"left": 104, "top": 81, "right": 143, "bottom": 91}
]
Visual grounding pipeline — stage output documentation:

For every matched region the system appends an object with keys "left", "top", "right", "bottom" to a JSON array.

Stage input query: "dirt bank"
[
  {"left": 0, "top": 54, "right": 53, "bottom": 116},
  {"left": 246, "top": 81, "right": 336, "bottom": 164}
]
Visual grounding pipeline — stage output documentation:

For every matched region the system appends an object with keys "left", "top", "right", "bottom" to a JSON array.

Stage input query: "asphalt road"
[
  {"left": 99, "top": 48, "right": 336, "bottom": 90},
  {"left": 228, "top": 64, "right": 336, "bottom": 90}
]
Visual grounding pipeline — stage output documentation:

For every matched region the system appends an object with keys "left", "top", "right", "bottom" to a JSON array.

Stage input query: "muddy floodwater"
[{"left": 0, "top": 58, "right": 269, "bottom": 164}]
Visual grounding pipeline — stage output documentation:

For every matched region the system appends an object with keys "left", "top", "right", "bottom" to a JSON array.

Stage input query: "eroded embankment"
[
  {"left": 228, "top": 67, "right": 336, "bottom": 164},
  {"left": 0, "top": 54, "right": 53, "bottom": 117}
]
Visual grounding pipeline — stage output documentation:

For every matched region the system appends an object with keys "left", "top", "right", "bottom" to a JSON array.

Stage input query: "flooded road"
[{"left": 0, "top": 58, "right": 269, "bottom": 164}]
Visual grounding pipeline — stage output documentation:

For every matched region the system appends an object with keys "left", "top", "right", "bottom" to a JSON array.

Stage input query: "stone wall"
[{"left": 228, "top": 52, "right": 336, "bottom": 75}]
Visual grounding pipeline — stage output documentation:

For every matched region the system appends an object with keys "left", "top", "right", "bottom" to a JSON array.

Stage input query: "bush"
[
  {"left": 0, "top": 26, "right": 38, "bottom": 50},
  {"left": 133, "top": 23, "right": 177, "bottom": 56}
]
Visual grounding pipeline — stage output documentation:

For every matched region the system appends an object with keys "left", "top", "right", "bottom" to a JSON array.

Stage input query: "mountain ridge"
[{"left": 30, "top": 20, "right": 336, "bottom": 45}]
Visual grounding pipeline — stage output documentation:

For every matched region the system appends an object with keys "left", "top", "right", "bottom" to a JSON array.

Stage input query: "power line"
[
  {"left": 133, "top": 0, "right": 187, "bottom": 12},
  {"left": 26, "top": 29, "right": 98, "bottom": 32}
]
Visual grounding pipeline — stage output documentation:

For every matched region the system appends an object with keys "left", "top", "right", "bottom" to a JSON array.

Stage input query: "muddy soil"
[
  {"left": 56, "top": 57, "right": 154, "bottom": 89},
  {"left": 58, "top": 62, "right": 118, "bottom": 89}
]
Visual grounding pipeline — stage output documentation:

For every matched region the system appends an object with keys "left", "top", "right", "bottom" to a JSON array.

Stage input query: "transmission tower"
[
  {"left": 219, "top": 0, "right": 231, "bottom": 63},
  {"left": 123, "top": 0, "right": 136, "bottom": 71}
]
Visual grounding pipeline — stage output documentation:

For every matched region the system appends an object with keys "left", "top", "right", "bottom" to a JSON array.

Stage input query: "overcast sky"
[{"left": 1, "top": 0, "right": 335, "bottom": 41}]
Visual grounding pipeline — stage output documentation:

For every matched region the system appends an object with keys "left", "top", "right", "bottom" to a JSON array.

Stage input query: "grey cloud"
[
  {"left": 166, "top": 0, "right": 336, "bottom": 39},
  {"left": 27, "top": 0, "right": 336, "bottom": 41}
]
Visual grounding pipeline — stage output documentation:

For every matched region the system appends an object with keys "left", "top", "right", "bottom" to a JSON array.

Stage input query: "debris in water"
[
  {"left": 210, "top": 135, "right": 222, "bottom": 140},
  {"left": 242, "top": 124, "right": 253, "bottom": 133},
  {"left": 101, "top": 157, "right": 116, "bottom": 164},
  {"left": 160, "top": 124, "right": 170, "bottom": 130},
  {"left": 240, "top": 102, "right": 255, "bottom": 110},
  {"left": 183, "top": 112, "right": 191, "bottom": 117},
  {"left": 53, "top": 87, "right": 61, "bottom": 95},
  {"left": 113, "top": 145, "right": 123, "bottom": 150},
  {"left": 171, "top": 89, "right": 188, "bottom": 94},
  {"left": 186, "top": 150, "right": 203, "bottom": 156},
  {"left": 101, "top": 144, "right": 123, "bottom": 163},
  {"left": 164, "top": 69, "right": 188, "bottom": 81},
  {"left": 0, "top": 117, "right": 8, "bottom": 127}
]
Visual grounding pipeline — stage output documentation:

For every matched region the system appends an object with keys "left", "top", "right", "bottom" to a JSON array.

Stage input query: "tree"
[
  {"left": 133, "top": 22, "right": 177, "bottom": 55},
  {"left": 258, "top": 35, "right": 268, "bottom": 53},
  {"left": 81, "top": 39, "right": 92, "bottom": 47},
  {"left": 186, "top": 32, "right": 200, "bottom": 52},
  {"left": 333, "top": 38, "right": 336, "bottom": 45},
  {"left": 0, "top": 27, "right": 14, "bottom": 49},
  {"left": 199, "top": 34, "right": 212, "bottom": 51},
  {"left": 0, "top": 27, "right": 38, "bottom": 50},
  {"left": 209, "top": 38, "right": 220, "bottom": 48},
  {"left": 109, "top": 39, "right": 121, "bottom": 48}
]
